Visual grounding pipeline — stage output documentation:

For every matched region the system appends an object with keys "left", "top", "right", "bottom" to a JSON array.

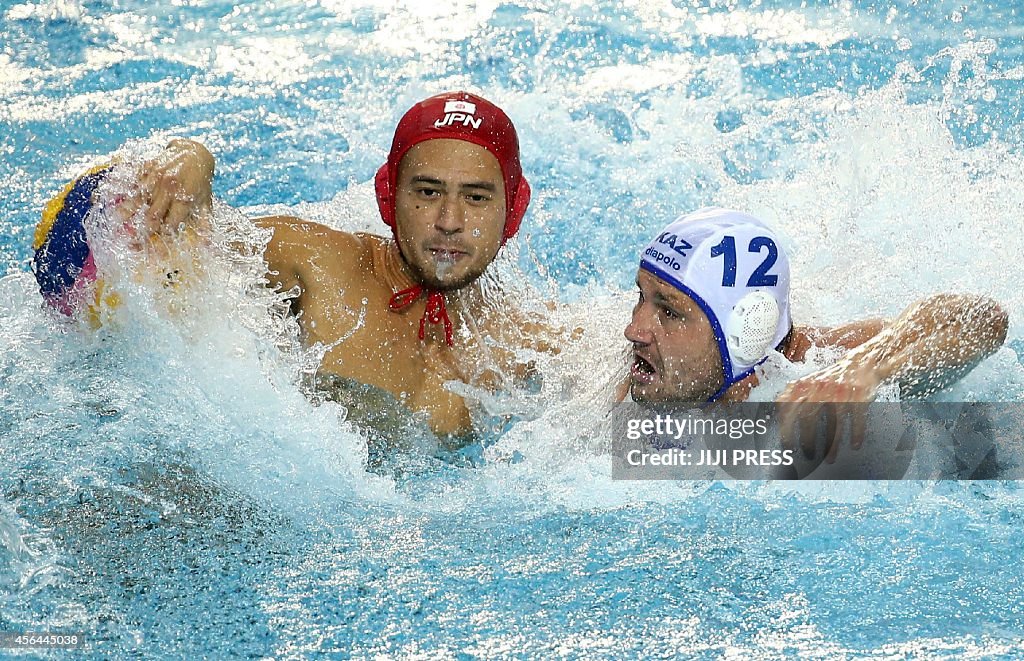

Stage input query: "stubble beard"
[
  {"left": 399, "top": 242, "right": 492, "bottom": 292},
  {"left": 630, "top": 370, "right": 723, "bottom": 405}
]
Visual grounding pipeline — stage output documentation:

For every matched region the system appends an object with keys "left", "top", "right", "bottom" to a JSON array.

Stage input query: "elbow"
[
  {"left": 968, "top": 295, "right": 1009, "bottom": 356},
  {"left": 990, "top": 300, "right": 1009, "bottom": 349},
  {"left": 928, "top": 293, "right": 1009, "bottom": 358}
]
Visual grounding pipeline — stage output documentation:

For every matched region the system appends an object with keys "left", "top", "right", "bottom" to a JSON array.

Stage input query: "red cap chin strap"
[{"left": 388, "top": 285, "right": 454, "bottom": 347}]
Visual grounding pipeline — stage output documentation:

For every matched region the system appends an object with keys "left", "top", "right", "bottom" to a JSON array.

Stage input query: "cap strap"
[{"left": 388, "top": 285, "right": 454, "bottom": 347}]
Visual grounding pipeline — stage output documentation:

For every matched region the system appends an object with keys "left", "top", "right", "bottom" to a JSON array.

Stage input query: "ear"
[
  {"left": 374, "top": 164, "right": 395, "bottom": 228},
  {"left": 502, "top": 177, "right": 531, "bottom": 241}
]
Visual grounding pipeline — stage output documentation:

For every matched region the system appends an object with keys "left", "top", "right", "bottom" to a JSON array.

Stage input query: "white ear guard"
[{"left": 726, "top": 291, "right": 781, "bottom": 363}]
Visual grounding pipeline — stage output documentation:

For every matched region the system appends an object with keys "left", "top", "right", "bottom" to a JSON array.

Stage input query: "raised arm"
[
  {"left": 777, "top": 294, "right": 1008, "bottom": 464},
  {"left": 782, "top": 293, "right": 1009, "bottom": 402},
  {"left": 33, "top": 139, "right": 217, "bottom": 319}
]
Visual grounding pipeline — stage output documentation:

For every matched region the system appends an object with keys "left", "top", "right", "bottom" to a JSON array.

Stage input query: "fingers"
[
  {"left": 121, "top": 144, "right": 213, "bottom": 240},
  {"left": 799, "top": 405, "right": 818, "bottom": 459},
  {"left": 143, "top": 181, "right": 203, "bottom": 239},
  {"left": 165, "top": 199, "right": 194, "bottom": 235},
  {"left": 825, "top": 405, "right": 841, "bottom": 464},
  {"left": 145, "top": 182, "right": 173, "bottom": 234},
  {"left": 823, "top": 409, "right": 839, "bottom": 466},
  {"left": 779, "top": 383, "right": 814, "bottom": 457},
  {"left": 778, "top": 399, "right": 799, "bottom": 453},
  {"left": 851, "top": 406, "right": 867, "bottom": 450},
  {"left": 780, "top": 397, "right": 824, "bottom": 460},
  {"left": 779, "top": 403, "right": 846, "bottom": 464}
]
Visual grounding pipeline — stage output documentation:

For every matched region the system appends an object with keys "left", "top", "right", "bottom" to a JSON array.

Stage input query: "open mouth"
[
  {"left": 429, "top": 248, "right": 468, "bottom": 263},
  {"left": 630, "top": 354, "right": 658, "bottom": 384}
]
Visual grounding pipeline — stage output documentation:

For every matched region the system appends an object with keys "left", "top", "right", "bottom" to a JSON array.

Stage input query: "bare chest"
[{"left": 302, "top": 278, "right": 478, "bottom": 435}]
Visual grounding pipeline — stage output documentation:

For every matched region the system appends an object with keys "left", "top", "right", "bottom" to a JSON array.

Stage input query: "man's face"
[
  {"left": 394, "top": 139, "right": 506, "bottom": 291},
  {"left": 625, "top": 269, "right": 724, "bottom": 403}
]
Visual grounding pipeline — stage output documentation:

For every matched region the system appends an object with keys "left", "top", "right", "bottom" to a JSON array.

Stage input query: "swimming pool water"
[{"left": 2, "top": 0, "right": 1024, "bottom": 657}]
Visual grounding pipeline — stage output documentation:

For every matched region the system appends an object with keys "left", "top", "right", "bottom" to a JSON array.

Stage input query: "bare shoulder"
[
  {"left": 785, "top": 318, "right": 887, "bottom": 362},
  {"left": 255, "top": 215, "right": 374, "bottom": 291},
  {"left": 256, "top": 215, "right": 368, "bottom": 253},
  {"left": 258, "top": 215, "right": 374, "bottom": 263}
]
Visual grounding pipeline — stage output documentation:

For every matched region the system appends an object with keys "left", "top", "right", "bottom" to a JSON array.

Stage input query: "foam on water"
[{"left": 2, "top": 0, "right": 1024, "bottom": 655}]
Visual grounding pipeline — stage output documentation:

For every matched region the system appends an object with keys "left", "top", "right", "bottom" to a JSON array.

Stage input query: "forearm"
[{"left": 842, "top": 294, "right": 1008, "bottom": 397}]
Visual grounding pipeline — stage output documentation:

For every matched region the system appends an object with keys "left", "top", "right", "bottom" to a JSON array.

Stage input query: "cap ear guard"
[
  {"left": 374, "top": 164, "right": 395, "bottom": 230},
  {"left": 725, "top": 291, "right": 781, "bottom": 364},
  {"left": 502, "top": 177, "right": 531, "bottom": 242}
]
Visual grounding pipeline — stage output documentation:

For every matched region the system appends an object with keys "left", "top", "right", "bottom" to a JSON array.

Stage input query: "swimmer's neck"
[
  {"left": 381, "top": 240, "right": 419, "bottom": 292},
  {"left": 378, "top": 238, "right": 486, "bottom": 316}
]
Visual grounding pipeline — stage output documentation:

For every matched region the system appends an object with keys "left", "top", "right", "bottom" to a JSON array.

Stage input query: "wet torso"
[{"left": 258, "top": 218, "right": 505, "bottom": 436}]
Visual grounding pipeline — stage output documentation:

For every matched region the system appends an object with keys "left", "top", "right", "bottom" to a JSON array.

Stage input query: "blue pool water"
[{"left": 2, "top": 0, "right": 1024, "bottom": 657}]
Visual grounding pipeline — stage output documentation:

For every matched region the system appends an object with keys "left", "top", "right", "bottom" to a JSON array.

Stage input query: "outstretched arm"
[
  {"left": 777, "top": 294, "right": 1008, "bottom": 463},
  {"left": 35, "top": 139, "right": 323, "bottom": 321},
  {"left": 782, "top": 293, "right": 1009, "bottom": 402},
  {"left": 33, "top": 139, "right": 216, "bottom": 319}
]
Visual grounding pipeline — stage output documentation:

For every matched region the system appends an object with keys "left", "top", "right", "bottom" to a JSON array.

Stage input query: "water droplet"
[
  {"left": 896, "top": 37, "right": 912, "bottom": 51},
  {"left": 472, "top": 228, "right": 481, "bottom": 237},
  {"left": 435, "top": 259, "right": 452, "bottom": 280}
]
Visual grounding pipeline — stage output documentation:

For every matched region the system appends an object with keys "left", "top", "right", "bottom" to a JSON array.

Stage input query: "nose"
[
  {"left": 433, "top": 195, "right": 466, "bottom": 234},
  {"left": 624, "top": 303, "right": 654, "bottom": 345}
]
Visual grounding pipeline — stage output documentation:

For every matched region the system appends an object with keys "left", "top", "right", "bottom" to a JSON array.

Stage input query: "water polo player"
[
  {"left": 33, "top": 91, "right": 570, "bottom": 440},
  {"left": 625, "top": 207, "right": 1008, "bottom": 409}
]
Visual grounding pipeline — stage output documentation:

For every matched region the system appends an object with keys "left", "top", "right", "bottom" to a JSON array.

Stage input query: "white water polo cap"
[{"left": 639, "top": 207, "right": 792, "bottom": 402}]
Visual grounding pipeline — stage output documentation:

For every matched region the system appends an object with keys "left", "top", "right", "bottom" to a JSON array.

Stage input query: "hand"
[
  {"left": 117, "top": 139, "right": 215, "bottom": 246},
  {"left": 776, "top": 358, "right": 883, "bottom": 463}
]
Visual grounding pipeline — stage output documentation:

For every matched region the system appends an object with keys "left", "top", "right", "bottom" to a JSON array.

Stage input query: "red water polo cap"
[{"left": 375, "top": 91, "right": 531, "bottom": 244}]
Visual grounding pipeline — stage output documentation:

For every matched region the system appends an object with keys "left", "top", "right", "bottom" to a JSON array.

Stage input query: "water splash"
[{"left": 2, "top": 1, "right": 1024, "bottom": 655}]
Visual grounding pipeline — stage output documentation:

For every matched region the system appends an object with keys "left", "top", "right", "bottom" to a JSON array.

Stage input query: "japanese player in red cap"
[{"left": 34, "top": 92, "right": 565, "bottom": 441}]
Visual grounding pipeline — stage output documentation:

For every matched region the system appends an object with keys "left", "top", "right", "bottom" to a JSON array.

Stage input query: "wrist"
[{"left": 835, "top": 342, "right": 891, "bottom": 391}]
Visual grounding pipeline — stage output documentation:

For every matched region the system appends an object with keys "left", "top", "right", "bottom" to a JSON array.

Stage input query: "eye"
[
  {"left": 415, "top": 187, "right": 442, "bottom": 199},
  {"left": 661, "top": 305, "right": 679, "bottom": 320},
  {"left": 466, "top": 192, "right": 492, "bottom": 204}
]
